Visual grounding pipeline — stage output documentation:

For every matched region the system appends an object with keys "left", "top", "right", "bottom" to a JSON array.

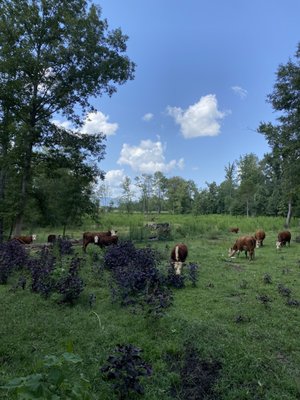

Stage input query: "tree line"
[
  {"left": 103, "top": 149, "right": 299, "bottom": 222},
  {"left": 1, "top": 1, "right": 299, "bottom": 240}
]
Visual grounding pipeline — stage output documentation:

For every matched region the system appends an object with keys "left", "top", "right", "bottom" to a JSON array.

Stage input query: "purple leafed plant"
[
  {"left": 27, "top": 247, "right": 56, "bottom": 297},
  {"left": 101, "top": 344, "right": 152, "bottom": 399},
  {"left": 104, "top": 241, "right": 172, "bottom": 315},
  {"left": 56, "top": 257, "right": 84, "bottom": 304},
  {"left": 0, "top": 241, "right": 28, "bottom": 284}
]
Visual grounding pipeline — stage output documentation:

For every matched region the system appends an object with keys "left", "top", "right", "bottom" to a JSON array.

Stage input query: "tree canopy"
[{"left": 0, "top": 0, "right": 135, "bottom": 240}]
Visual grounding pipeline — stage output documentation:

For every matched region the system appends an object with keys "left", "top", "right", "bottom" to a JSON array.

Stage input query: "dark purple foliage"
[
  {"left": 57, "top": 238, "right": 74, "bottom": 256},
  {"left": 187, "top": 263, "right": 199, "bottom": 287},
  {"left": 27, "top": 247, "right": 56, "bottom": 297},
  {"left": 104, "top": 241, "right": 172, "bottom": 315},
  {"left": 101, "top": 344, "right": 152, "bottom": 399},
  {"left": 56, "top": 257, "right": 84, "bottom": 304},
  {"left": 0, "top": 241, "right": 28, "bottom": 284},
  {"left": 167, "top": 264, "right": 185, "bottom": 289}
]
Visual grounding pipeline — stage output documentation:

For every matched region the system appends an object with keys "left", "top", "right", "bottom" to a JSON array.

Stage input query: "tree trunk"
[
  {"left": 13, "top": 139, "right": 33, "bottom": 236},
  {"left": 285, "top": 198, "right": 292, "bottom": 228},
  {"left": 246, "top": 199, "right": 249, "bottom": 217},
  {"left": 0, "top": 168, "right": 5, "bottom": 243}
]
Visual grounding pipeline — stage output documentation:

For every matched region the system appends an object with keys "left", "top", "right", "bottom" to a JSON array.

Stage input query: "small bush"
[{"left": 101, "top": 344, "right": 152, "bottom": 399}]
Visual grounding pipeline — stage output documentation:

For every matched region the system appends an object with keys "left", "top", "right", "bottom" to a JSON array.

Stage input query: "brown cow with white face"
[
  {"left": 95, "top": 235, "right": 119, "bottom": 248},
  {"left": 276, "top": 231, "right": 291, "bottom": 249},
  {"left": 82, "top": 230, "right": 117, "bottom": 252},
  {"left": 171, "top": 243, "right": 188, "bottom": 275},
  {"left": 254, "top": 229, "right": 266, "bottom": 248},
  {"left": 228, "top": 235, "right": 256, "bottom": 261},
  {"left": 12, "top": 235, "right": 37, "bottom": 244}
]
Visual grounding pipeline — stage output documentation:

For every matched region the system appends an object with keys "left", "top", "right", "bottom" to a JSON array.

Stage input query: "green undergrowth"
[{"left": 1, "top": 215, "right": 300, "bottom": 399}]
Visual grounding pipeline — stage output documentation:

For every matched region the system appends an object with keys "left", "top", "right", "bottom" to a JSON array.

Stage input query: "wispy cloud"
[
  {"left": 166, "top": 94, "right": 228, "bottom": 138},
  {"left": 142, "top": 112, "right": 154, "bottom": 121},
  {"left": 118, "top": 139, "right": 184, "bottom": 174},
  {"left": 231, "top": 85, "right": 248, "bottom": 99}
]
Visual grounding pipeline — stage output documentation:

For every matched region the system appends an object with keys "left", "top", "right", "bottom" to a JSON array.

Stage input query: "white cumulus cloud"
[
  {"left": 99, "top": 169, "right": 128, "bottom": 198},
  {"left": 118, "top": 139, "right": 183, "bottom": 174},
  {"left": 52, "top": 111, "right": 118, "bottom": 136},
  {"left": 81, "top": 111, "right": 118, "bottom": 136},
  {"left": 142, "top": 113, "right": 154, "bottom": 121},
  {"left": 231, "top": 85, "right": 248, "bottom": 99},
  {"left": 167, "top": 94, "right": 227, "bottom": 138}
]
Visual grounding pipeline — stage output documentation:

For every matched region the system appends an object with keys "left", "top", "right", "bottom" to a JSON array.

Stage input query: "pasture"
[{"left": 1, "top": 214, "right": 300, "bottom": 399}]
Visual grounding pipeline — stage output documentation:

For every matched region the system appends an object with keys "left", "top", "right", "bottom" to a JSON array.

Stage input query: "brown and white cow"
[
  {"left": 276, "top": 231, "right": 291, "bottom": 249},
  {"left": 254, "top": 229, "right": 266, "bottom": 248},
  {"left": 82, "top": 230, "right": 117, "bottom": 252},
  {"left": 11, "top": 234, "right": 37, "bottom": 244},
  {"left": 228, "top": 235, "right": 256, "bottom": 261},
  {"left": 170, "top": 243, "right": 188, "bottom": 275},
  {"left": 95, "top": 235, "right": 119, "bottom": 248},
  {"left": 229, "top": 227, "right": 239, "bottom": 234}
]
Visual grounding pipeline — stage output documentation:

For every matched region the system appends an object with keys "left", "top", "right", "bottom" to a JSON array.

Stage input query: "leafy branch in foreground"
[{"left": 0, "top": 352, "right": 96, "bottom": 399}]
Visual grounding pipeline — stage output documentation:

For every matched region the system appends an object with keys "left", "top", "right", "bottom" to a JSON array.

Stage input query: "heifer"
[
  {"left": 170, "top": 243, "right": 188, "bottom": 275},
  {"left": 276, "top": 231, "right": 291, "bottom": 249},
  {"left": 95, "top": 235, "right": 118, "bottom": 248},
  {"left": 229, "top": 227, "right": 239, "bottom": 233},
  {"left": 254, "top": 229, "right": 266, "bottom": 248},
  {"left": 82, "top": 230, "right": 117, "bottom": 252},
  {"left": 12, "top": 234, "right": 37, "bottom": 244},
  {"left": 228, "top": 235, "right": 256, "bottom": 261},
  {"left": 48, "top": 234, "right": 57, "bottom": 243}
]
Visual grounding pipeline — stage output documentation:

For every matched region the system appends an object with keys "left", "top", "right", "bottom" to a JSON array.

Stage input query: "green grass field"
[{"left": 1, "top": 214, "right": 300, "bottom": 399}]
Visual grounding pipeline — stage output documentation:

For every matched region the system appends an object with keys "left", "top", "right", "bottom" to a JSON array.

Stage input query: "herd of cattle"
[{"left": 9, "top": 228, "right": 292, "bottom": 276}]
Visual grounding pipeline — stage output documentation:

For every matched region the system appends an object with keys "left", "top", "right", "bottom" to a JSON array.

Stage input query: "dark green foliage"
[
  {"left": 101, "top": 344, "right": 152, "bottom": 399},
  {"left": 1, "top": 352, "right": 95, "bottom": 399}
]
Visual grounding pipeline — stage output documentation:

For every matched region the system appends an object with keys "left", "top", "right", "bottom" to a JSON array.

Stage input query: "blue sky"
[{"left": 73, "top": 1, "right": 300, "bottom": 198}]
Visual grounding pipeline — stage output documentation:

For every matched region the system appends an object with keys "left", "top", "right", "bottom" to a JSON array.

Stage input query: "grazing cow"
[
  {"left": 254, "top": 229, "right": 266, "bottom": 248},
  {"left": 170, "top": 243, "right": 188, "bottom": 275},
  {"left": 12, "top": 234, "right": 37, "bottom": 244},
  {"left": 82, "top": 230, "right": 117, "bottom": 252},
  {"left": 95, "top": 235, "right": 118, "bottom": 248},
  {"left": 276, "top": 230, "right": 291, "bottom": 249},
  {"left": 229, "top": 227, "right": 239, "bottom": 233},
  {"left": 48, "top": 234, "right": 57, "bottom": 243},
  {"left": 228, "top": 235, "right": 256, "bottom": 261}
]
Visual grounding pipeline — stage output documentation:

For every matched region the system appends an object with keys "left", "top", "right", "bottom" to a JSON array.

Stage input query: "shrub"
[
  {"left": 101, "top": 344, "right": 152, "bottom": 399},
  {"left": 104, "top": 241, "right": 172, "bottom": 316},
  {"left": 56, "top": 257, "right": 84, "bottom": 304},
  {"left": 0, "top": 241, "right": 28, "bottom": 284}
]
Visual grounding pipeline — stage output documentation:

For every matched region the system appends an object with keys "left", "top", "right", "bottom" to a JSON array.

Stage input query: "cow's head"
[
  {"left": 228, "top": 247, "right": 236, "bottom": 258},
  {"left": 110, "top": 230, "right": 117, "bottom": 236},
  {"left": 256, "top": 240, "right": 261, "bottom": 248},
  {"left": 94, "top": 235, "right": 99, "bottom": 243},
  {"left": 173, "top": 261, "right": 183, "bottom": 275},
  {"left": 276, "top": 241, "right": 282, "bottom": 250},
  {"left": 32, "top": 234, "right": 37, "bottom": 241}
]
